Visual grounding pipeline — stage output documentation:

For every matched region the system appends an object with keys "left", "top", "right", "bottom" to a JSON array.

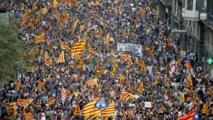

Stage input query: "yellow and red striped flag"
[
  {"left": 120, "top": 91, "right": 136, "bottom": 102},
  {"left": 201, "top": 102, "right": 209, "bottom": 114},
  {"left": 48, "top": 97, "right": 55, "bottom": 106},
  {"left": 61, "top": 88, "right": 69, "bottom": 102},
  {"left": 44, "top": 58, "right": 52, "bottom": 66},
  {"left": 111, "top": 60, "right": 119, "bottom": 78},
  {"left": 57, "top": 51, "right": 65, "bottom": 64},
  {"left": 138, "top": 81, "right": 144, "bottom": 95},
  {"left": 83, "top": 98, "right": 100, "bottom": 119},
  {"left": 17, "top": 98, "right": 33, "bottom": 110},
  {"left": 85, "top": 78, "right": 98, "bottom": 89},
  {"left": 23, "top": 112, "right": 35, "bottom": 120},
  {"left": 86, "top": 43, "right": 95, "bottom": 59},
  {"left": 101, "top": 102, "right": 115, "bottom": 117},
  {"left": 60, "top": 41, "right": 70, "bottom": 50},
  {"left": 105, "top": 33, "right": 111, "bottom": 48},
  {"left": 70, "top": 35, "right": 87, "bottom": 57},
  {"left": 34, "top": 34, "right": 45, "bottom": 44},
  {"left": 73, "top": 105, "right": 81, "bottom": 116},
  {"left": 120, "top": 54, "right": 132, "bottom": 66}
]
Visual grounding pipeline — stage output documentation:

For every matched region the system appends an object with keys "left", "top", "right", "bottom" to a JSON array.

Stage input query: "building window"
[{"left": 187, "top": 0, "right": 193, "bottom": 10}]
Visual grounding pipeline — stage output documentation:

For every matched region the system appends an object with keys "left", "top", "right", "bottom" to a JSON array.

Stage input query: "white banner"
[
  {"left": 144, "top": 102, "right": 152, "bottom": 108},
  {"left": 117, "top": 43, "right": 143, "bottom": 57}
]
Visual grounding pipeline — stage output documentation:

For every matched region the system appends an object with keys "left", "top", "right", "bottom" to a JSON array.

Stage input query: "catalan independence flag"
[
  {"left": 86, "top": 43, "right": 95, "bottom": 59},
  {"left": 201, "top": 102, "right": 209, "bottom": 114},
  {"left": 83, "top": 98, "right": 100, "bottom": 119},
  {"left": 8, "top": 102, "right": 17, "bottom": 117},
  {"left": 60, "top": 41, "right": 70, "bottom": 50},
  {"left": 101, "top": 102, "right": 115, "bottom": 117}
]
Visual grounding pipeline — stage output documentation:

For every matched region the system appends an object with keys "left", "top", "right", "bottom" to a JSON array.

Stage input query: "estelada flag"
[
  {"left": 57, "top": 51, "right": 65, "bottom": 64},
  {"left": 83, "top": 98, "right": 100, "bottom": 119},
  {"left": 85, "top": 78, "right": 98, "bottom": 89},
  {"left": 101, "top": 102, "right": 115, "bottom": 117}
]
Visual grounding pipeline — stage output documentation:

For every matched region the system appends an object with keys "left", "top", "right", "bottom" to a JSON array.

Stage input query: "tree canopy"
[{"left": 0, "top": 20, "right": 25, "bottom": 87}]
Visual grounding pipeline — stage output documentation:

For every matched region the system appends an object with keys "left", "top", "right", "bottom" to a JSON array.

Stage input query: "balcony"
[
  {"left": 182, "top": 8, "right": 199, "bottom": 21},
  {"left": 201, "top": 13, "right": 213, "bottom": 30}
]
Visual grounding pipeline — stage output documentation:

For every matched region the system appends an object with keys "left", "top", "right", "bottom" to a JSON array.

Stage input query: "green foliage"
[{"left": 0, "top": 20, "right": 25, "bottom": 87}]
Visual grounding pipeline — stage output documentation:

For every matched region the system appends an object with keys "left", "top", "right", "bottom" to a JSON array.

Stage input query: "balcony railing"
[{"left": 182, "top": 8, "right": 199, "bottom": 20}]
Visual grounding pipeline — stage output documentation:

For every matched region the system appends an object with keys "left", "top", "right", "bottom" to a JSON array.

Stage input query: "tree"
[{"left": 0, "top": 20, "right": 25, "bottom": 87}]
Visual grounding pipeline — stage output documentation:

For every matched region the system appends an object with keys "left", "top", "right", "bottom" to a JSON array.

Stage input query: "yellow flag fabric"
[
  {"left": 70, "top": 35, "right": 87, "bottom": 57},
  {"left": 44, "top": 58, "right": 52, "bottom": 66},
  {"left": 138, "top": 81, "right": 143, "bottom": 95},
  {"left": 111, "top": 60, "right": 119, "bottom": 78},
  {"left": 179, "top": 93, "right": 185, "bottom": 104},
  {"left": 17, "top": 98, "right": 33, "bottom": 110},
  {"left": 60, "top": 41, "right": 70, "bottom": 50},
  {"left": 101, "top": 102, "right": 115, "bottom": 117},
  {"left": 53, "top": 0, "right": 58, "bottom": 8},
  {"left": 57, "top": 51, "right": 65, "bottom": 64},
  {"left": 120, "top": 91, "right": 136, "bottom": 102},
  {"left": 83, "top": 98, "right": 100, "bottom": 119},
  {"left": 35, "top": 34, "right": 45, "bottom": 44},
  {"left": 40, "top": 7, "right": 48, "bottom": 15}
]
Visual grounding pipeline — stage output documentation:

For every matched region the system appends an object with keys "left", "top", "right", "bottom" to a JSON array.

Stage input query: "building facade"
[{"left": 158, "top": 0, "right": 213, "bottom": 75}]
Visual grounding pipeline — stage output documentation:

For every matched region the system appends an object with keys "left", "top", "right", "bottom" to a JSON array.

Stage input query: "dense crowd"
[{"left": 0, "top": 0, "right": 212, "bottom": 120}]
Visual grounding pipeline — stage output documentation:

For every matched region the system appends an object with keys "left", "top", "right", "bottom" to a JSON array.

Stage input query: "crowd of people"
[{"left": 0, "top": 0, "right": 212, "bottom": 119}]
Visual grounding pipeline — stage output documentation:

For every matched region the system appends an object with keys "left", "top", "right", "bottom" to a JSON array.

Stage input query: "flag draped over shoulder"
[
  {"left": 101, "top": 102, "right": 115, "bottom": 117},
  {"left": 57, "top": 51, "right": 65, "bottom": 64},
  {"left": 17, "top": 98, "right": 33, "bottom": 110},
  {"left": 120, "top": 91, "right": 136, "bottom": 102},
  {"left": 83, "top": 98, "right": 100, "bottom": 119},
  {"left": 35, "top": 34, "right": 45, "bottom": 44},
  {"left": 48, "top": 97, "right": 55, "bottom": 106},
  {"left": 70, "top": 35, "right": 87, "bottom": 57}
]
